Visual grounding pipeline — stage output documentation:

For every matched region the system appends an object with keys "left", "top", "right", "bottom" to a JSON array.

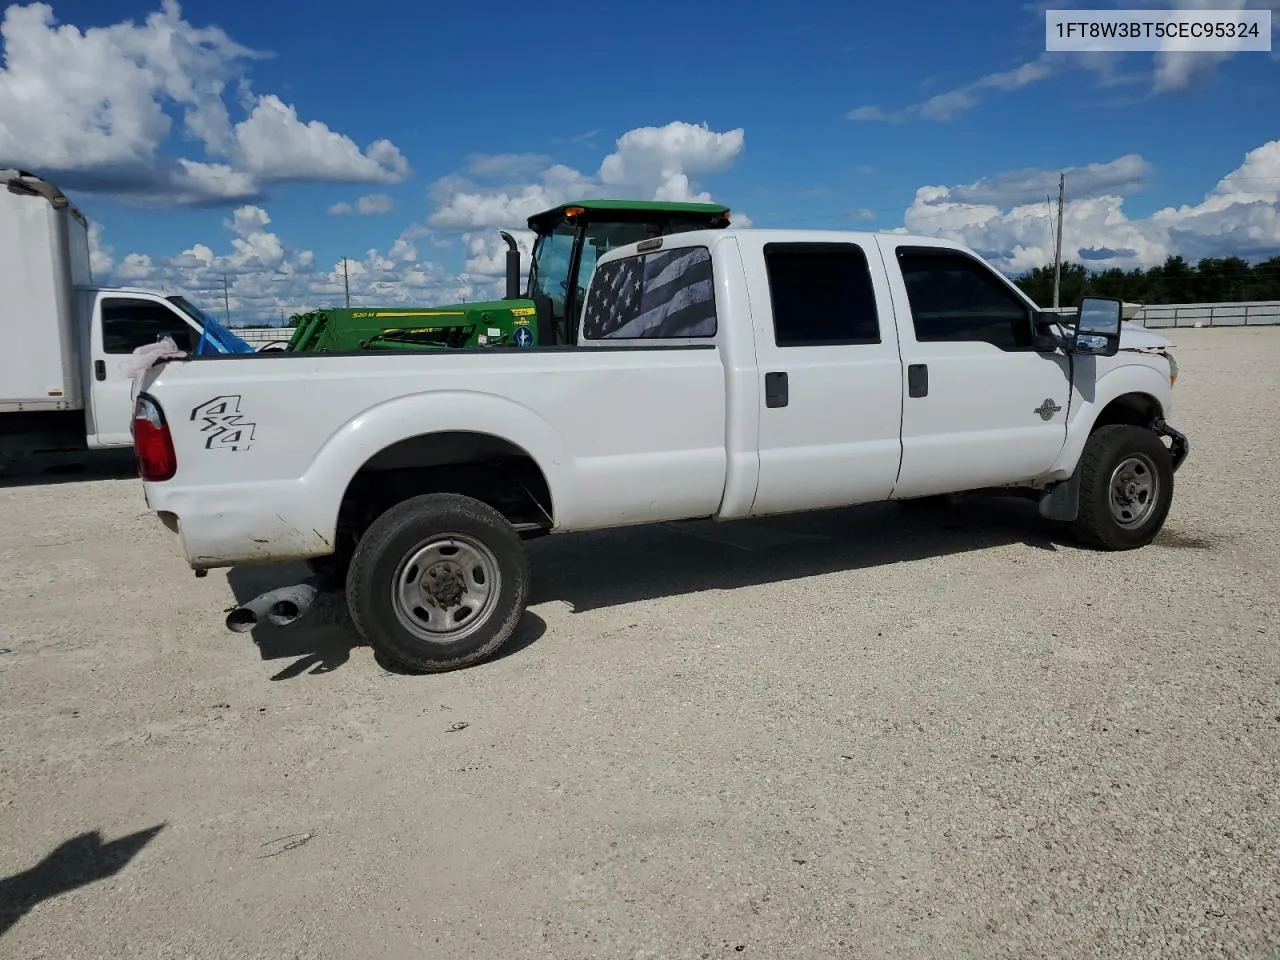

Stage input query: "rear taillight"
[{"left": 133, "top": 393, "right": 177, "bottom": 482}]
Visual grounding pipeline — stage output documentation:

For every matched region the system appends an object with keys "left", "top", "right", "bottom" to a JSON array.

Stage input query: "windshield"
[{"left": 167, "top": 296, "right": 255, "bottom": 354}]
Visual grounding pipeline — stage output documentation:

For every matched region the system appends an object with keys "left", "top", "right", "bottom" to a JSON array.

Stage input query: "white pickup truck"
[{"left": 134, "top": 228, "right": 1189, "bottom": 672}]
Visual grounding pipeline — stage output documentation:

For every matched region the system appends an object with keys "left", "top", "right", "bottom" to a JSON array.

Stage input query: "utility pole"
[
  {"left": 342, "top": 257, "right": 350, "bottom": 308},
  {"left": 1052, "top": 172, "right": 1065, "bottom": 309},
  {"left": 222, "top": 273, "right": 231, "bottom": 323}
]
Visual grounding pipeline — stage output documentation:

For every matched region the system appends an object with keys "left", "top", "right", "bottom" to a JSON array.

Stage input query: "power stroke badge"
[
  {"left": 1034, "top": 398, "right": 1063, "bottom": 422},
  {"left": 191, "top": 395, "right": 257, "bottom": 451}
]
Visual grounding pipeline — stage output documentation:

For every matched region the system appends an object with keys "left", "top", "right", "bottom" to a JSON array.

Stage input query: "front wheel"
[
  {"left": 1069, "top": 424, "right": 1174, "bottom": 550},
  {"left": 346, "top": 493, "right": 530, "bottom": 672}
]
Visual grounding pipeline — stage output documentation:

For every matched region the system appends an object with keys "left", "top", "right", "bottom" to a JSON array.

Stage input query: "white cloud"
[
  {"left": 941, "top": 154, "right": 1151, "bottom": 207},
  {"left": 462, "top": 229, "right": 536, "bottom": 278},
  {"left": 597, "top": 122, "right": 744, "bottom": 201},
  {"left": 1144, "top": 0, "right": 1280, "bottom": 92},
  {"left": 428, "top": 121, "right": 744, "bottom": 230},
  {"left": 329, "top": 192, "right": 395, "bottom": 216},
  {"left": 901, "top": 139, "right": 1280, "bottom": 274},
  {"left": 80, "top": 131, "right": 1280, "bottom": 327},
  {"left": 849, "top": 1, "right": 1280, "bottom": 121},
  {"left": 465, "top": 153, "right": 551, "bottom": 178},
  {"left": 88, "top": 204, "right": 486, "bottom": 323},
  {"left": 849, "top": 56, "right": 1056, "bottom": 123},
  {"left": 231, "top": 94, "right": 408, "bottom": 184},
  {"left": 0, "top": 1, "right": 410, "bottom": 206},
  {"left": 87, "top": 220, "right": 114, "bottom": 277}
]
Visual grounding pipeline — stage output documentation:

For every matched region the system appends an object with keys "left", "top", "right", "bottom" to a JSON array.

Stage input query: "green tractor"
[{"left": 281, "top": 199, "right": 733, "bottom": 353}]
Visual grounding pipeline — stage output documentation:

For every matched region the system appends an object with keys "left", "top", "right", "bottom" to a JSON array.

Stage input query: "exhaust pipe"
[
  {"left": 500, "top": 230, "right": 520, "bottom": 300},
  {"left": 225, "top": 579, "right": 320, "bottom": 633},
  {"left": 265, "top": 581, "right": 319, "bottom": 627}
]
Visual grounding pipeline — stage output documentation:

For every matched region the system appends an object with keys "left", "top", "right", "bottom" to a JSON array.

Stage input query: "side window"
[
  {"left": 582, "top": 246, "right": 717, "bottom": 340},
  {"left": 896, "top": 249, "right": 1033, "bottom": 350},
  {"left": 101, "top": 298, "right": 198, "bottom": 354},
  {"left": 763, "top": 242, "right": 881, "bottom": 347}
]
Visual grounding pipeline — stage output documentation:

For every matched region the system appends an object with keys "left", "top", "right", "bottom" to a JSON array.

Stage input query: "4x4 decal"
[{"left": 190, "top": 395, "right": 256, "bottom": 451}]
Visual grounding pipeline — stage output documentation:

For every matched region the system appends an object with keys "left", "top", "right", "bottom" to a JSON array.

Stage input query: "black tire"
[
  {"left": 345, "top": 493, "right": 530, "bottom": 673},
  {"left": 1069, "top": 424, "right": 1174, "bottom": 550}
]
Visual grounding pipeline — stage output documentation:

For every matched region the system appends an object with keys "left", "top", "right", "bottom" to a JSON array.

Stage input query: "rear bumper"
[
  {"left": 1155, "top": 419, "right": 1190, "bottom": 473},
  {"left": 143, "top": 478, "right": 337, "bottom": 570}
]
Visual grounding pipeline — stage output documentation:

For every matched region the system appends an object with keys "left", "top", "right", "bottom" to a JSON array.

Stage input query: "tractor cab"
[{"left": 520, "top": 200, "right": 731, "bottom": 345}]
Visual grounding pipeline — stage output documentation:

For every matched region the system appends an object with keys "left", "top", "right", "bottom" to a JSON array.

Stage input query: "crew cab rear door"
[
  {"left": 740, "top": 235, "right": 905, "bottom": 517},
  {"left": 876, "top": 239, "right": 1070, "bottom": 499}
]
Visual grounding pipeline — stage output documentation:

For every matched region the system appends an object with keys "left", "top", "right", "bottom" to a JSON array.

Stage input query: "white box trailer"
[
  {"left": 1, "top": 170, "right": 254, "bottom": 460},
  {"left": 0, "top": 170, "right": 92, "bottom": 412}
]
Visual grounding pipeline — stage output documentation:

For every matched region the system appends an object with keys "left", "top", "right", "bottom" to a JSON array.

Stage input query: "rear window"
[
  {"left": 582, "top": 246, "right": 717, "bottom": 340},
  {"left": 763, "top": 242, "right": 881, "bottom": 347}
]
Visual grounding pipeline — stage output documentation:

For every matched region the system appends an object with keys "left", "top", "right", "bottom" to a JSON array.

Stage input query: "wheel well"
[
  {"left": 335, "top": 432, "right": 555, "bottom": 550},
  {"left": 1091, "top": 392, "right": 1163, "bottom": 432}
]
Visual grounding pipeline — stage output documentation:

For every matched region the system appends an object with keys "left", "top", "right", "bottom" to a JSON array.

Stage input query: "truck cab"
[{"left": 78, "top": 287, "right": 253, "bottom": 447}]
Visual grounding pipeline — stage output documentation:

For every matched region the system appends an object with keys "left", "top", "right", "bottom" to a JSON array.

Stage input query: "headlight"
[{"left": 1167, "top": 352, "right": 1178, "bottom": 386}]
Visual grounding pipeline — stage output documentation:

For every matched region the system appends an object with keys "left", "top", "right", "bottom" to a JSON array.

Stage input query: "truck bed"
[{"left": 140, "top": 345, "right": 732, "bottom": 567}]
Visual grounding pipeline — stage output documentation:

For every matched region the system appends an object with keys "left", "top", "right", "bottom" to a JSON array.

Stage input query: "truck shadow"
[
  {"left": 0, "top": 450, "right": 139, "bottom": 488},
  {"left": 526, "top": 496, "right": 1068, "bottom": 614},
  {"left": 225, "top": 561, "right": 362, "bottom": 680},
  {"left": 224, "top": 496, "right": 1094, "bottom": 675},
  {"left": 224, "top": 561, "right": 546, "bottom": 679},
  {"left": 225, "top": 495, "right": 1210, "bottom": 675}
]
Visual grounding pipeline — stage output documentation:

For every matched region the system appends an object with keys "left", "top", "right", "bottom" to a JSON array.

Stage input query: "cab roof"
[{"left": 527, "top": 199, "right": 731, "bottom": 231}]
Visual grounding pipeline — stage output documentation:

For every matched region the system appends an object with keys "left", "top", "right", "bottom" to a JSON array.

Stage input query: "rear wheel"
[
  {"left": 346, "top": 493, "right": 530, "bottom": 672},
  {"left": 1069, "top": 424, "right": 1174, "bottom": 550}
]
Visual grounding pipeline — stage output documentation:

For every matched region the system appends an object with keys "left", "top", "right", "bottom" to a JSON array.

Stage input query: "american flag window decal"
[{"left": 582, "top": 247, "right": 717, "bottom": 340}]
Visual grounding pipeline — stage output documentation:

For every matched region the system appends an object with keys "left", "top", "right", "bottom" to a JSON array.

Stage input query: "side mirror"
[{"left": 1070, "top": 296, "right": 1123, "bottom": 357}]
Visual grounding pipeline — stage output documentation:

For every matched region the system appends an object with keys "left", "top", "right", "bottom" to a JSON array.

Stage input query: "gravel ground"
[{"left": 1, "top": 326, "right": 1278, "bottom": 960}]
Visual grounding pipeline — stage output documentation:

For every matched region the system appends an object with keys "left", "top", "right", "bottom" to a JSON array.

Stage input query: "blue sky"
[{"left": 2, "top": 0, "right": 1278, "bottom": 323}]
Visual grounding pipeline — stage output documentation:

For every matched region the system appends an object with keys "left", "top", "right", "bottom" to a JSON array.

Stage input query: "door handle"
[
  {"left": 907, "top": 363, "right": 928, "bottom": 398},
  {"left": 94, "top": 359, "right": 106, "bottom": 381},
  {"left": 765, "top": 371, "right": 789, "bottom": 408}
]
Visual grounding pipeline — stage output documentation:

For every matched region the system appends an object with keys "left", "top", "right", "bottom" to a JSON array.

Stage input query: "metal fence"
[
  {"left": 1128, "top": 301, "right": 1280, "bottom": 329},
  {"left": 232, "top": 326, "right": 292, "bottom": 346}
]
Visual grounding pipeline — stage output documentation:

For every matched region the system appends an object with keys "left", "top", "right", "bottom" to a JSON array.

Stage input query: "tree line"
[{"left": 1013, "top": 255, "right": 1280, "bottom": 307}]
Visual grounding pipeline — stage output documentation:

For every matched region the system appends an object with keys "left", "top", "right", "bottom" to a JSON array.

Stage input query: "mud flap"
[
  {"left": 1155, "top": 419, "right": 1190, "bottom": 473},
  {"left": 1038, "top": 465, "right": 1082, "bottom": 522}
]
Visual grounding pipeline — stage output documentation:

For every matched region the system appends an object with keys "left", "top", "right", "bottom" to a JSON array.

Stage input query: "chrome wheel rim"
[
  {"left": 1108, "top": 453, "right": 1160, "bottom": 529},
  {"left": 391, "top": 534, "right": 501, "bottom": 644}
]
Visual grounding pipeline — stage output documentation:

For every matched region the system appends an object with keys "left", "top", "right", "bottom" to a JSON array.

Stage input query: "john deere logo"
[{"left": 1034, "top": 398, "right": 1062, "bottom": 421}]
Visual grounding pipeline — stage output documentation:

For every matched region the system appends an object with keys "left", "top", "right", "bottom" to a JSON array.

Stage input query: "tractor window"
[
  {"left": 582, "top": 246, "right": 717, "bottom": 340},
  {"left": 530, "top": 222, "right": 576, "bottom": 316}
]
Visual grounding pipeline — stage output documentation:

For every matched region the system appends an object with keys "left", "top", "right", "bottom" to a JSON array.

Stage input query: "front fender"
[
  {"left": 1049, "top": 360, "right": 1173, "bottom": 479},
  {"left": 301, "top": 390, "right": 570, "bottom": 544}
]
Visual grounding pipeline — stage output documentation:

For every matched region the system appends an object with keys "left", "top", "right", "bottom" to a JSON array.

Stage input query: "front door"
[
  {"left": 88, "top": 295, "right": 203, "bottom": 447},
  {"left": 746, "top": 238, "right": 905, "bottom": 516},
  {"left": 879, "top": 241, "right": 1071, "bottom": 500}
]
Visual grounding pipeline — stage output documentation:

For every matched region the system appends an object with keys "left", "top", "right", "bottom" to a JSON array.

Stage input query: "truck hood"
[{"left": 1119, "top": 321, "right": 1174, "bottom": 351}]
